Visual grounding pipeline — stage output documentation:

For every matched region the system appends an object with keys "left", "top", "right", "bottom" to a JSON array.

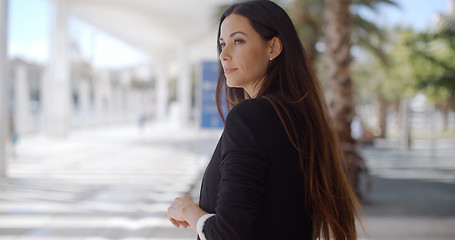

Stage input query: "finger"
[
  {"left": 169, "top": 217, "right": 180, "bottom": 228},
  {"left": 171, "top": 218, "right": 181, "bottom": 228},
  {"left": 196, "top": 200, "right": 200, "bottom": 206},
  {"left": 179, "top": 220, "right": 189, "bottom": 228}
]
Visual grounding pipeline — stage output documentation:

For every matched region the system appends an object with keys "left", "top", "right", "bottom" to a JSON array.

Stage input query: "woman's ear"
[{"left": 269, "top": 36, "right": 283, "bottom": 59}]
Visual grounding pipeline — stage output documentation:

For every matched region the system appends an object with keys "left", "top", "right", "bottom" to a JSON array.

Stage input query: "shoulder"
[
  {"left": 221, "top": 98, "right": 278, "bottom": 164},
  {"left": 223, "top": 97, "right": 282, "bottom": 144},
  {"left": 226, "top": 97, "right": 275, "bottom": 122}
]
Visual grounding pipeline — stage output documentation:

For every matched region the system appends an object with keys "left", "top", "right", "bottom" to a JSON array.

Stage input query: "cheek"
[
  {"left": 227, "top": 44, "right": 269, "bottom": 87},
  {"left": 243, "top": 50, "right": 268, "bottom": 77}
]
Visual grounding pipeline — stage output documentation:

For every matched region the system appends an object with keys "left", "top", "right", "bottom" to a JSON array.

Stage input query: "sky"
[
  {"left": 360, "top": 0, "right": 450, "bottom": 30},
  {"left": 8, "top": 0, "right": 148, "bottom": 68},
  {"left": 7, "top": 0, "right": 451, "bottom": 68}
]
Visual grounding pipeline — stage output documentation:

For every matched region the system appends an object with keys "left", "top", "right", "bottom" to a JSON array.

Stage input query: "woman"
[{"left": 167, "top": 1, "right": 363, "bottom": 239}]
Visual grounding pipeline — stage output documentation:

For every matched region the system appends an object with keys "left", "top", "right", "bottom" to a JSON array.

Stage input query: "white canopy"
[{"left": 59, "top": 0, "right": 233, "bottom": 63}]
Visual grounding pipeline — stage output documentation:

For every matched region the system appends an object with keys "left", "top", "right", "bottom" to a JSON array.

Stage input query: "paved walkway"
[
  {"left": 358, "top": 145, "right": 455, "bottom": 240},
  {"left": 1, "top": 123, "right": 222, "bottom": 240},
  {"left": 0, "top": 123, "right": 454, "bottom": 240}
]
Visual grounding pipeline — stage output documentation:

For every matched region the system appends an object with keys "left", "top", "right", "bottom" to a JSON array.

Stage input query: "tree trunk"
[
  {"left": 324, "top": 0, "right": 362, "bottom": 194},
  {"left": 293, "top": 0, "right": 320, "bottom": 64},
  {"left": 437, "top": 99, "right": 450, "bottom": 132},
  {"left": 399, "top": 98, "right": 411, "bottom": 150},
  {"left": 324, "top": 0, "right": 353, "bottom": 142},
  {"left": 442, "top": 108, "right": 448, "bottom": 132},
  {"left": 375, "top": 90, "right": 387, "bottom": 138}
]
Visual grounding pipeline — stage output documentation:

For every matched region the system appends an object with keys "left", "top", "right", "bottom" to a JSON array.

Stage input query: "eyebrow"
[{"left": 219, "top": 31, "right": 247, "bottom": 41}]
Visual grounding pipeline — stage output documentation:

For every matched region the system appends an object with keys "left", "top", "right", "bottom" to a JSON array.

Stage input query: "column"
[
  {"left": 105, "top": 72, "right": 113, "bottom": 120},
  {"left": 155, "top": 64, "right": 169, "bottom": 121},
  {"left": 14, "top": 64, "right": 32, "bottom": 134},
  {"left": 45, "top": 0, "right": 70, "bottom": 136},
  {"left": 77, "top": 78, "right": 91, "bottom": 124},
  {"left": 112, "top": 86, "right": 122, "bottom": 121},
  {"left": 93, "top": 69, "right": 103, "bottom": 122},
  {"left": 0, "top": 0, "right": 8, "bottom": 177},
  {"left": 119, "top": 70, "right": 131, "bottom": 118},
  {"left": 177, "top": 44, "right": 192, "bottom": 128},
  {"left": 93, "top": 69, "right": 112, "bottom": 123}
]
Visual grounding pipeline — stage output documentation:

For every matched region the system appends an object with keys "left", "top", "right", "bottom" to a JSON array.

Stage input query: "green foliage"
[
  {"left": 383, "top": 28, "right": 420, "bottom": 100},
  {"left": 352, "top": 20, "right": 455, "bottom": 108},
  {"left": 351, "top": 54, "right": 386, "bottom": 104},
  {"left": 406, "top": 24, "right": 455, "bottom": 103},
  {"left": 351, "top": 27, "right": 416, "bottom": 105}
]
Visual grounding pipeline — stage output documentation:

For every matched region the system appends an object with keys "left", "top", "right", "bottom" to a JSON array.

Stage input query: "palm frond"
[
  {"left": 351, "top": 13, "right": 387, "bottom": 42},
  {"left": 351, "top": 13, "right": 389, "bottom": 65},
  {"left": 352, "top": 0, "right": 400, "bottom": 12},
  {"left": 354, "top": 34, "right": 389, "bottom": 66}
]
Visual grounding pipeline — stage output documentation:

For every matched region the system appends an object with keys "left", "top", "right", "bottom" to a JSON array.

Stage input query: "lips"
[{"left": 224, "top": 68, "right": 238, "bottom": 75}]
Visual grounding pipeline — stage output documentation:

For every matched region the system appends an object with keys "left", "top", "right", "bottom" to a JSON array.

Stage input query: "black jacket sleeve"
[{"left": 202, "top": 99, "right": 276, "bottom": 240}]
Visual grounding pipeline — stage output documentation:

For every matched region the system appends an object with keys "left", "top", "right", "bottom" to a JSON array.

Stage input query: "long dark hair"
[{"left": 215, "top": 1, "right": 363, "bottom": 240}]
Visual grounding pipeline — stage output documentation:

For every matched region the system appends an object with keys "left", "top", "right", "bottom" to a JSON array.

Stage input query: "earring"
[{"left": 269, "top": 57, "right": 273, "bottom": 61}]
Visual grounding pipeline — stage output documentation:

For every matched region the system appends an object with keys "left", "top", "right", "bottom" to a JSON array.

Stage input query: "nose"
[{"left": 219, "top": 46, "right": 230, "bottom": 62}]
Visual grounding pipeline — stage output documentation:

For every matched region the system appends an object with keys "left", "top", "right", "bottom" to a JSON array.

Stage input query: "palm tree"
[
  {"left": 291, "top": 0, "right": 396, "bottom": 197},
  {"left": 291, "top": 0, "right": 398, "bottom": 65},
  {"left": 323, "top": 0, "right": 363, "bottom": 196},
  {"left": 324, "top": 0, "right": 352, "bottom": 143},
  {"left": 292, "top": 0, "right": 398, "bottom": 147},
  {"left": 290, "top": 0, "right": 323, "bottom": 63}
]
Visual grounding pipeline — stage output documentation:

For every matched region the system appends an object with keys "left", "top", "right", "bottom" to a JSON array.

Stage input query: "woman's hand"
[
  {"left": 167, "top": 194, "right": 207, "bottom": 232},
  {"left": 169, "top": 218, "right": 190, "bottom": 228},
  {"left": 167, "top": 194, "right": 195, "bottom": 225}
]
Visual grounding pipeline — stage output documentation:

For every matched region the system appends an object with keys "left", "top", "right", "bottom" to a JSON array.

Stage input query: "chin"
[{"left": 226, "top": 79, "right": 235, "bottom": 88}]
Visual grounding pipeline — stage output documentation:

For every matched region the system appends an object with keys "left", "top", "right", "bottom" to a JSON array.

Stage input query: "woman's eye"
[
  {"left": 220, "top": 39, "right": 244, "bottom": 50},
  {"left": 234, "top": 39, "right": 245, "bottom": 44}
]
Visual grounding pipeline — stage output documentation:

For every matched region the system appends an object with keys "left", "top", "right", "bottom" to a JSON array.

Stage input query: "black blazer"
[{"left": 198, "top": 98, "right": 312, "bottom": 240}]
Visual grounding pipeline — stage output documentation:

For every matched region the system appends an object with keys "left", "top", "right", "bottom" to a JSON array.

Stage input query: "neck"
[{"left": 245, "top": 77, "right": 265, "bottom": 98}]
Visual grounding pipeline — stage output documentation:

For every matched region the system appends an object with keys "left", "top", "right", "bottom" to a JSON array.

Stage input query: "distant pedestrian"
[
  {"left": 351, "top": 115, "right": 365, "bottom": 141},
  {"left": 9, "top": 113, "right": 18, "bottom": 156},
  {"left": 137, "top": 113, "right": 147, "bottom": 129},
  {"left": 167, "top": 1, "right": 365, "bottom": 240}
]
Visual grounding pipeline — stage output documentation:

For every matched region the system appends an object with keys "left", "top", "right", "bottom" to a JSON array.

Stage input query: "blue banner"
[{"left": 200, "top": 61, "right": 225, "bottom": 129}]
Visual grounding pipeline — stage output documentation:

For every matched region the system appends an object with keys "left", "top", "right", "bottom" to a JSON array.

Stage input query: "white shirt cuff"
[{"left": 196, "top": 213, "right": 215, "bottom": 240}]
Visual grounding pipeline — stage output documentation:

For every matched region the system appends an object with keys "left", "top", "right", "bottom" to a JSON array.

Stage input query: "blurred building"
[
  {"left": 7, "top": 0, "right": 231, "bottom": 136},
  {"left": 0, "top": 0, "right": 232, "bottom": 176},
  {"left": 8, "top": 58, "right": 44, "bottom": 134},
  {"left": 0, "top": 0, "right": 7, "bottom": 177},
  {"left": 450, "top": 0, "right": 455, "bottom": 14},
  {"left": 7, "top": 57, "right": 156, "bottom": 135},
  {"left": 434, "top": 0, "right": 455, "bottom": 29}
]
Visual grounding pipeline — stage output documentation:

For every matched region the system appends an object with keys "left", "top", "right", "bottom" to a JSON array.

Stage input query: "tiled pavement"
[
  {"left": 357, "top": 143, "right": 455, "bottom": 240},
  {"left": 361, "top": 139, "right": 455, "bottom": 184},
  {"left": 1, "top": 123, "right": 454, "bottom": 240},
  {"left": 1, "top": 123, "right": 222, "bottom": 240}
]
